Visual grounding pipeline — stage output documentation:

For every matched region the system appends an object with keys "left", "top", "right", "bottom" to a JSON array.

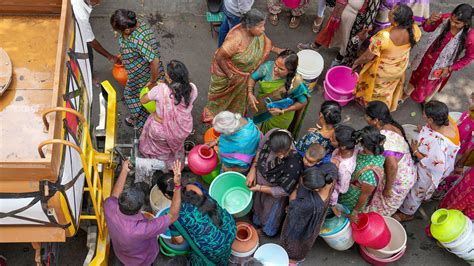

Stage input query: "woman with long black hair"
[
  {"left": 139, "top": 60, "right": 198, "bottom": 171},
  {"left": 353, "top": 4, "right": 421, "bottom": 112},
  {"left": 247, "top": 49, "right": 309, "bottom": 135},
  {"left": 364, "top": 101, "right": 417, "bottom": 216},
  {"left": 156, "top": 172, "right": 236, "bottom": 265},
  {"left": 407, "top": 3, "right": 473, "bottom": 103}
]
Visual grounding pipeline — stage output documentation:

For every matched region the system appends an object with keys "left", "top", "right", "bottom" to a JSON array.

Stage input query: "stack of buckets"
[
  {"left": 296, "top": 50, "right": 324, "bottom": 93},
  {"left": 430, "top": 209, "right": 474, "bottom": 263},
  {"left": 352, "top": 212, "right": 407, "bottom": 265},
  {"left": 324, "top": 66, "right": 359, "bottom": 106}
]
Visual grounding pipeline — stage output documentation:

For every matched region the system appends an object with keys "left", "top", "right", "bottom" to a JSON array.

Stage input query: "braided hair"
[
  {"left": 365, "top": 101, "right": 417, "bottom": 162},
  {"left": 432, "top": 4, "right": 472, "bottom": 61},
  {"left": 353, "top": 126, "right": 386, "bottom": 156},
  {"left": 276, "top": 50, "right": 299, "bottom": 96},
  {"left": 393, "top": 4, "right": 417, "bottom": 48}
]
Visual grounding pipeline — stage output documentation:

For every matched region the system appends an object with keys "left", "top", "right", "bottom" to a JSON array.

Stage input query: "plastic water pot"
[
  {"left": 324, "top": 66, "right": 359, "bottom": 96},
  {"left": 112, "top": 56, "right": 128, "bottom": 86},
  {"left": 139, "top": 87, "right": 156, "bottom": 113},
  {"left": 430, "top": 209, "right": 467, "bottom": 243},
  {"left": 359, "top": 245, "right": 406, "bottom": 266},
  {"left": 188, "top": 144, "right": 218, "bottom": 176},
  {"left": 320, "top": 220, "right": 354, "bottom": 251},
  {"left": 351, "top": 212, "right": 391, "bottom": 250},
  {"left": 282, "top": 0, "right": 302, "bottom": 8},
  {"left": 209, "top": 171, "right": 253, "bottom": 217},
  {"left": 253, "top": 243, "right": 289, "bottom": 265},
  {"left": 149, "top": 184, "right": 171, "bottom": 214},
  {"left": 366, "top": 216, "right": 407, "bottom": 258},
  {"left": 201, "top": 159, "right": 221, "bottom": 184},
  {"left": 443, "top": 217, "right": 473, "bottom": 253}
]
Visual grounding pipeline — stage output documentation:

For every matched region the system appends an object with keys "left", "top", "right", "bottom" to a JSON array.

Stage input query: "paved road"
[{"left": 1, "top": 0, "right": 472, "bottom": 265}]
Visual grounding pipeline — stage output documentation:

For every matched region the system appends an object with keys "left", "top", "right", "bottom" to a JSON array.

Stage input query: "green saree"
[{"left": 202, "top": 24, "right": 272, "bottom": 123}]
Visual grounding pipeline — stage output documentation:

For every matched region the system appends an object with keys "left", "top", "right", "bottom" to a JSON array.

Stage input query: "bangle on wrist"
[{"left": 174, "top": 184, "right": 182, "bottom": 191}]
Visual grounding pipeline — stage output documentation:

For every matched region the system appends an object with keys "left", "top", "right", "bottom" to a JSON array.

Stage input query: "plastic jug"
[
  {"left": 112, "top": 56, "right": 128, "bottom": 86},
  {"left": 351, "top": 212, "right": 391, "bottom": 249}
]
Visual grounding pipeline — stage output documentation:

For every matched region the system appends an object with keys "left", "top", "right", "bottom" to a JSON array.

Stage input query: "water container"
[
  {"left": 209, "top": 171, "right": 253, "bottom": 217},
  {"left": 324, "top": 66, "right": 358, "bottom": 106},
  {"left": 430, "top": 209, "right": 467, "bottom": 243},
  {"left": 140, "top": 86, "right": 156, "bottom": 113},
  {"left": 253, "top": 243, "right": 289, "bottom": 265},
  {"left": 187, "top": 144, "right": 218, "bottom": 176},
  {"left": 366, "top": 216, "right": 407, "bottom": 259},
  {"left": 297, "top": 50, "right": 324, "bottom": 92},
  {"left": 351, "top": 212, "right": 391, "bottom": 249}
]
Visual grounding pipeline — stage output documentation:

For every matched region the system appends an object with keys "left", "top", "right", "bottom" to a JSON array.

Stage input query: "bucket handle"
[{"left": 159, "top": 238, "right": 176, "bottom": 257}]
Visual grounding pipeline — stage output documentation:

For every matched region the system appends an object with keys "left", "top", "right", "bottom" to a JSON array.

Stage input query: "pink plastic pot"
[
  {"left": 359, "top": 245, "right": 406, "bottom": 266},
  {"left": 351, "top": 212, "right": 391, "bottom": 250},
  {"left": 282, "top": 0, "right": 302, "bottom": 8},
  {"left": 324, "top": 80, "right": 354, "bottom": 106},
  {"left": 324, "top": 65, "right": 358, "bottom": 99},
  {"left": 187, "top": 144, "right": 218, "bottom": 176}
]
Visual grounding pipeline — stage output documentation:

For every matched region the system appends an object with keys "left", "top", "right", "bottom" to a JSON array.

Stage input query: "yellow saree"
[{"left": 355, "top": 25, "right": 421, "bottom": 111}]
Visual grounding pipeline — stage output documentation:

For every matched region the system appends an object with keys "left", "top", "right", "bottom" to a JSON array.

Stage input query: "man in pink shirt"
[{"left": 104, "top": 160, "right": 182, "bottom": 265}]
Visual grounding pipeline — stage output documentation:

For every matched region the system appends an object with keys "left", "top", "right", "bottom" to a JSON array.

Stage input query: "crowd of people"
[{"left": 68, "top": 0, "right": 474, "bottom": 264}]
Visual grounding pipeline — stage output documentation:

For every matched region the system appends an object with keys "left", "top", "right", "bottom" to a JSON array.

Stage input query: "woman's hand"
[
  {"left": 108, "top": 55, "right": 119, "bottom": 64},
  {"left": 356, "top": 27, "right": 372, "bottom": 43},
  {"left": 246, "top": 169, "right": 257, "bottom": 187},
  {"left": 171, "top": 235, "right": 184, "bottom": 245},
  {"left": 351, "top": 63, "right": 360, "bottom": 75},
  {"left": 331, "top": 206, "right": 342, "bottom": 218},
  {"left": 145, "top": 80, "right": 157, "bottom": 89},
  {"left": 248, "top": 93, "right": 259, "bottom": 112},
  {"left": 269, "top": 108, "right": 283, "bottom": 116},
  {"left": 410, "top": 140, "right": 420, "bottom": 153},
  {"left": 172, "top": 160, "right": 182, "bottom": 185},
  {"left": 331, "top": 158, "right": 340, "bottom": 168},
  {"left": 383, "top": 187, "right": 392, "bottom": 197},
  {"left": 427, "top": 12, "right": 442, "bottom": 24},
  {"left": 206, "top": 139, "right": 219, "bottom": 148},
  {"left": 249, "top": 185, "right": 261, "bottom": 192},
  {"left": 349, "top": 212, "right": 359, "bottom": 224}
]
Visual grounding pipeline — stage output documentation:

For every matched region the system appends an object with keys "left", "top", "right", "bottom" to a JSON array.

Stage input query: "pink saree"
[{"left": 139, "top": 82, "right": 198, "bottom": 170}]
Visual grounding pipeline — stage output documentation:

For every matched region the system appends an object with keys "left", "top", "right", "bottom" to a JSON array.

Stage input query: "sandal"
[
  {"left": 124, "top": 116, "right": 136, "bottom": 127},
  {"left": 392, "top": 212, "right": 415, "bottom": 223},
  {"left": 269, "top": 14, "right": 279, "bottom": 26},
  {"left": 289, "top": 16, "right": 301, "bottom": 29},
  {"left": 297, "top": 42, "right": 319, "bottom": 51},
  {"left": 312, "top": 16, "right": 323, "bottom": 33}
]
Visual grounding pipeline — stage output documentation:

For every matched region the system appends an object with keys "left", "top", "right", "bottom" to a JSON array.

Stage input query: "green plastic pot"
[
  {"left": 140, "top": 86, "right": 156, "bottom": 113},
  {"left": 159, "top": 237, "right": 189, "bottom": 257},
  {"left": 209, "top": 171, "right": 253, "bottom": 218},
  {"left": 430, "top": 209, "right": 467, "bottom": 243},
  {"left": 202, "top": 159, "right": 221, "bottom": 184}
]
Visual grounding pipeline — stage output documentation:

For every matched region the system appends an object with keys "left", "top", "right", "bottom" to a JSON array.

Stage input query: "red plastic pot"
[
  {"left": 187, "top": 144, "right": 218, "bottom": 176},
  {"left": 282, "top": 0, "right": 302, "bottom": 8},
  {"left": 351, "top": 212, "right": 391, "bottom": 249}
]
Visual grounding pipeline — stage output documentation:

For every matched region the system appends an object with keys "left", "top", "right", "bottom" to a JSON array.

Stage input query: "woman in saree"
[
  {"left": 364, "top": 101, "right": 417, "bottom": 216},
  {"left": 280, "top": 163, "right": 338, "bottom": 264},
  {"left": 156, "top": 172, "right": 236, "bottom": 265},
  {"left": 209, "top": 111, "right": 261, "bottom": 173},
  {"left": 405, "top": 4, "right": 473, "bottom": 104},
  {"left": 298, "top": 0, "right": 383, "bottom": 67},
  {"left": 139, "top": 60, "right": 198, "bottom": 171},
  {"left": 353, "top": 4, "right": 421, "bottom": 112},
  {"left": 296, "top": 101, "right": 341, "bottom": 157},
  {"left": 338, "top": 126, "right": 385, "bottom": 221},
  {"left": 110, "top": 9, "right": 165, "bottom": 134},
  {"left": 202, "top": 8, "right": 282, "bottom": 123},
  {"left": 246, "top": 129, "right": 304, "bottom": 237},
  {"left": 395, "top": 101, "right": 460, "bottom": 222},
  {"left": 247, "top": 49, "right": 309, "bottom": 135}
]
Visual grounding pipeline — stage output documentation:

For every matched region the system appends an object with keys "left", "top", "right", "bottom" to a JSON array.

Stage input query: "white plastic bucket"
[
  {"left": 451, "top": 244, "right": 474, "bottom": 261},
  {"left": 296, "top": 50, "right": 324, "bottom": 93},
  {"left": 253, "top": 243, "right": 289, "bottom": 265},
  {"left": 150, "top": 185, "right": 171, "bottom": 214},
  {"left": 320, "top": 220, "right": 354, "bottom": 251},
  {"left": 443, "top": 217, "right": 473, "bottom": 252}
]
